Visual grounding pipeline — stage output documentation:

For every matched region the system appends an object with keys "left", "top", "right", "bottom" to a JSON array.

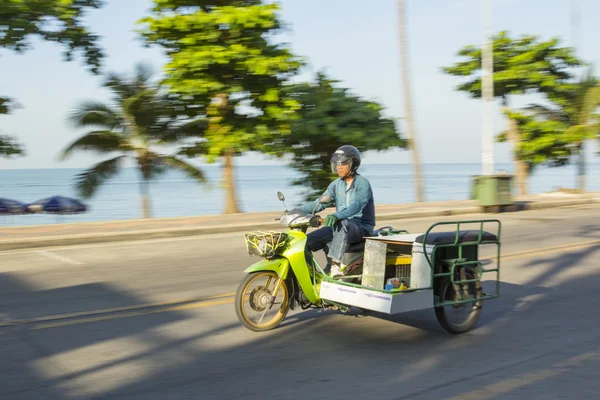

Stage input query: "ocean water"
[{"left": 1, "top": 163, "right": 599, "bottom": 226}]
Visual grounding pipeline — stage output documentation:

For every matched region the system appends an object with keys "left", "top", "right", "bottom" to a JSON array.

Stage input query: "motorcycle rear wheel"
[{"left": 235, "top": 271, "right": 290, "bottom": 332}]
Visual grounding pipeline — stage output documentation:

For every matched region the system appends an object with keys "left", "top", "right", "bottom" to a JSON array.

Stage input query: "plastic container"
[{"left": 410, "top": 242, "right": 434, "bottom": 289}]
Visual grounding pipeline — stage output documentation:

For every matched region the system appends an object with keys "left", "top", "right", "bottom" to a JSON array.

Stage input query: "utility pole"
[
  {"left": 481, "top": 0, "right": 495, "bottom": 176},
  {"left": 572, "top": 0, "right": 585, "bottom": 192}
]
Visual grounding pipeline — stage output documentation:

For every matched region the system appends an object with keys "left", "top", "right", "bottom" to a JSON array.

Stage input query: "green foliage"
[
  {"left": 0, "top": 97, "right": 15, "bottom": 115},
  {"left": 278, "top": 72, "right": 406, "bottom": 200},
  {"left": 501, "top": 110, "right": 572, "bottom": 171},
  {"left": 1, "top": 0, "right": 105, "bottom": 159},
  {"left": 442, "top": 31, "right": 580, "bottom": 105},
  {"left": 73, "top": 155, "right": 126, "bottom": 198},
  {"left": 538, "top": 68, "right": 600, "bottom": 125},
  {"left": 61, "top": 63, "right": 206, "bottom": 199},
  {"left": 443, "top": 31, "right": 588, "bottom": 177},
  {"left": 0, "top": 95, "right": 24, "bottom": 158},
  {"left": 0, "top": 95, "right": 24, "bottom": 159},
  {"left": 137, "top": 0, "right": 303, "bottom": 162},
  {"left": 506, "top": 69, "right": 600, "bottom": 169},
  {"left": 0, "top": 134, "right": 25, "bottom": 157},
  {"left": 0, "top": 0, "right": 104, "bottom": 73}
]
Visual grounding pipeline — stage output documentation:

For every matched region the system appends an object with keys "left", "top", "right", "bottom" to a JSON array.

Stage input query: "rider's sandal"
[{"left": 329, "top": 263, "right": 344, "bottom": 279}]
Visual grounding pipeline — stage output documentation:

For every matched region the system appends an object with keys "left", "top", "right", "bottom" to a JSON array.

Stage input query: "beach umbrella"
[
  {"left": 27, "top": 196, "right": 88, "bottom": 215},
  {"left": 0, "top": 198, "right": 28, "bottom": 215}
]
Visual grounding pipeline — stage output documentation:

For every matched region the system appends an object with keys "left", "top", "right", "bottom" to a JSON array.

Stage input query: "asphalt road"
[{"left": 1, "top": 204, "right": 599, "bottom": 399}]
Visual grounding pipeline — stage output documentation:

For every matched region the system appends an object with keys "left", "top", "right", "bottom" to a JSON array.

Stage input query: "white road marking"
[{"left": 36, "top": 250, "right": 83, "bottom": 265}]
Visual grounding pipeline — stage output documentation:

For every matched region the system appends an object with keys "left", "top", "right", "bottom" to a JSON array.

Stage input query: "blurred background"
[{"left": 1, "top": 0, "right": 599, "bottom": 225}]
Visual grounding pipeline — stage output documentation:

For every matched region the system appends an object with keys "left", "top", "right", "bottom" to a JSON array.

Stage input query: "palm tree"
[
  {"left": 525, "top": 69, "right": 600, "bottom": 191},
  {"left": 60, "top": 63, "right": 207, "bottom": 219}
]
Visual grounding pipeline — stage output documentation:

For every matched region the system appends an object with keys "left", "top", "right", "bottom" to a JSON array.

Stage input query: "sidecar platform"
[
  {"left": 318, "top": 219, "right": 501, "bottom": 315},
  {"left": 319, "top": 280, "right": 433, "bottom": 314}
]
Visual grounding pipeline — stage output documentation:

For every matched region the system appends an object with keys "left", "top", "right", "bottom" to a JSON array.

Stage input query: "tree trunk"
[
  {"left": 577, "top": 142, "right": 585, "bottom": 192},
  {"left": 140, "top": 180, "right": 151, "bottom": 219},
  {"left": 397, "top": 0, "right": 425, "bottom": 202},
  {"left": 516, "top": 160, "right": 529, "bottom": 196},
  {"left": 504, "top": 108, "right": 528, "bottom": 195},
  {"left": 223, "top": 150, "right": 241, "bottom": 214}
]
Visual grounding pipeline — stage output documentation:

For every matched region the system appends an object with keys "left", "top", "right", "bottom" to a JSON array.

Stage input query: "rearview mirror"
[
  {"left": 277, "top": 191, "right": 285, "bottom": 202},
  {"left": 318, "top": 194, "right": 332, "bottom": 204},
  {"left": 312, "top": 193, "right": 332, "bottom": 215}
]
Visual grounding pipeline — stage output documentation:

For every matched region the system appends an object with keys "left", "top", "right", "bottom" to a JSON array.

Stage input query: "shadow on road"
[
  {"left": 0, "top": 242, "right": 599, "bottom": 399},
  {"left": 0, "top": 273, "right": 193, "bottom": 399}
]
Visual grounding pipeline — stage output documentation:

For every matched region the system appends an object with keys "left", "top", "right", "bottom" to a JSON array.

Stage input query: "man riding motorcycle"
[{"left": 300, "top": 145, "right": 375, "bottom": 277}]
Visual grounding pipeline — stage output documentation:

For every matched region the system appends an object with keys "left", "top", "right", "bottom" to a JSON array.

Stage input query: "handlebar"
[{"left": 274, "top": 212, "right": 324, "bottom": 228}]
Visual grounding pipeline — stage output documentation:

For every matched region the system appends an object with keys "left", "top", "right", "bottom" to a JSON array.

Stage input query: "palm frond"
[
  {"left": 0, "top": 96, "right": 18, "bottom": 115},
  {"left": 579, "top": 84, "right": 600, "bottom": 124},
  {"left": 103, "top": 63, "right": 155, "bottom": 102},
  {"left": 0, "top": 134, "right": 25, "bottom": 157},
  {"left": 177, "top": 141, "right": 210, "bottom": 158},
  {"left": 564, "top": 125, "right": 595, "bottom": 142},
  {"left": 588, "top": 113, "right": 600, "bottom": 137},
  {"left": 60, "top": 131, "right": 132, "bottom": 160},
  {"left": 104, "top": 72, "right": 140, "bottom": 100},
  {"left": 74, "top": 155, "right": 126, "bottom": 198},
  {"left": 121, "top": 89, "right": 161, "bottom": 128},
  {"left": 68, "top": 101, "right": 120, "bottom": 129},
  {"left": 134, "top": 62, "right": 154, "bottom": 87},
  {"left": 154, "top": 119, "right": 208, "bottom": 144},
  {"left": 159, "top": 156, "right": 207, "bottom": 183},
  {"left": 524, "top": 104, "right": 568, "bottom": 122}
]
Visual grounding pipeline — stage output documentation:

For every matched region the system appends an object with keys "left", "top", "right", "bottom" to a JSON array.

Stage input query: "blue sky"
[{"left": 0, "top": 0, "right": 598, "bottom": 170}]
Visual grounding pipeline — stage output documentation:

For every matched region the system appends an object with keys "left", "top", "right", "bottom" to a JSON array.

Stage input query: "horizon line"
[{"left": 0, "top": 161, "right": 539, "bottom": 171}]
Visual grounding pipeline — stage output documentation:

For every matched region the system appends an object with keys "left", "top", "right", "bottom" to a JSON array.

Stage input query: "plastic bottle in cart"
[{"left": 385, "top": 278, "right": 400, "bottom": 291}]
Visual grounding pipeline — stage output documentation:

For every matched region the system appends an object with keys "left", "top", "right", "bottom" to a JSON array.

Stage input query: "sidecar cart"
[{"left": 318, "top": 219, "right": 501, "bottom": 334}]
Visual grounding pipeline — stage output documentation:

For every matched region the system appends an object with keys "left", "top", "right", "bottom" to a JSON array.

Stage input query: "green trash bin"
[{"left": 471, "top": 174, "right": 513, "bottom": 209}]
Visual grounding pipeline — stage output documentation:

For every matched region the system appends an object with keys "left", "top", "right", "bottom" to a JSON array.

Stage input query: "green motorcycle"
[{"left": 235, "top": 192, "right": 502, "bottom": 334}]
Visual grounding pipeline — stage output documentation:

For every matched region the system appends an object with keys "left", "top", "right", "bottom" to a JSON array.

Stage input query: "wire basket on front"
[{"left": 244, "top": 231, "right": 289, "bottom": 258}]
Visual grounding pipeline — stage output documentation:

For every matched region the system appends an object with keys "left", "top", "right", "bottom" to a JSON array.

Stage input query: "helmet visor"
[{"left": 331, "top": 158, "right": 353, "bottom": 174}]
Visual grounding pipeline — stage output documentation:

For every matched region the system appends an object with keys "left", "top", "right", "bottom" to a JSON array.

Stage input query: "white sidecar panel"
[
  {"left": 320, "top": 281, "right": 433, "bottom": 315},
  {"left": 365, "top": 233, "right": 421, "bottom": 244}
]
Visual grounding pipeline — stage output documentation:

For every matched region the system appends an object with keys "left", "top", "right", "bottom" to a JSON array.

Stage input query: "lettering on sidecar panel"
[
  {"left": 336, "top": 287, "right": 356, "bottom": 294},
  {"left": 363, "top": 292, "right": 391, "bottom": 302}
]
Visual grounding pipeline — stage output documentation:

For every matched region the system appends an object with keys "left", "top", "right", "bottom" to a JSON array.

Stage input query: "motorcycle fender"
[{"left": 244, "top": 257, "right": 290, "bottom": 280}]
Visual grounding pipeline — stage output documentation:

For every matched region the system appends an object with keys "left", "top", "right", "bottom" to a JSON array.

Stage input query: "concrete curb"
[{"left": 0, "top": 197, "right": 596, "bottom": 252}]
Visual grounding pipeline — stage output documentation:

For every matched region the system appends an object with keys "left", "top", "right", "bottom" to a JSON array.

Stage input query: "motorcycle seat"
[
  {"left": 414, "top": 230, "right": 498, "bottom": 245},
  {"left": 345, "top": 241, "right": 366, "bottom": 253},
  {"left": 343, "top": 226, "right": 394, "bottom": 254}
]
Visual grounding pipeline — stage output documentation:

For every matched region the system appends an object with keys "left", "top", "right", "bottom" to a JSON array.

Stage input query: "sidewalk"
[{"left": 0, "top": 192, "right": 598, "bottom": 251}]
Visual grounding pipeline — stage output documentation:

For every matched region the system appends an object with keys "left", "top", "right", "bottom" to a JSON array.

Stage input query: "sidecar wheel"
[
  {"left": 235, "top": 271, "right": 290, "bottom": 332},
  {"left": 434, "top": 268, "right": 482, "bottom": 334}
]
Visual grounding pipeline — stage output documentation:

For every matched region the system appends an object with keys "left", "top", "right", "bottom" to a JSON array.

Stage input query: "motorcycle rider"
[{"left": 300, "top": 145, "right": 375, "bottom": 277}]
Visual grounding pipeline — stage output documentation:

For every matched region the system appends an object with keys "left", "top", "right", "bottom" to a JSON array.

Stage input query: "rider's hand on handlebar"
[
  {"left": 324, "top": 214, "right": 338, "bottom": 228},
  {"left": 308, "top": 214, "right": 323, "bottom": 227}
]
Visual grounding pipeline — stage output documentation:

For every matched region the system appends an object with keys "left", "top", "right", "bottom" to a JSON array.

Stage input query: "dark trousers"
[{"left": 305, "top": 219, "right": 371, "bottom": 267}]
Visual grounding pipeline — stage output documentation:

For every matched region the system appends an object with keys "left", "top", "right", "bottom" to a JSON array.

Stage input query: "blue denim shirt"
[{"left": 300, "top": 174, "right": 376, "bottom": 233}]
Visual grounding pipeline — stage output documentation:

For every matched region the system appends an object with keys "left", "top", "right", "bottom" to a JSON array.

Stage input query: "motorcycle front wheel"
[{"left": 235, "top": 271, "right": 290, "bottom": 332}]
